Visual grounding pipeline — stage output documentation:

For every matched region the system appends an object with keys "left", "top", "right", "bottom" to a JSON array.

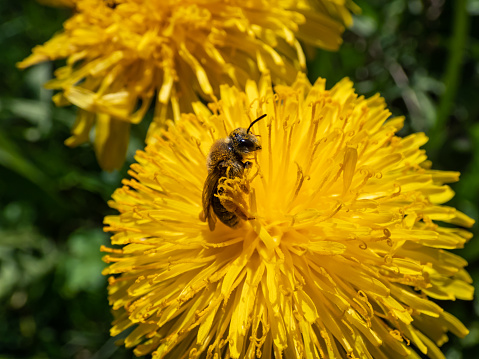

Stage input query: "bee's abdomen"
[{"left": 211, "top": 194, "right": 241, "bottom": 229}]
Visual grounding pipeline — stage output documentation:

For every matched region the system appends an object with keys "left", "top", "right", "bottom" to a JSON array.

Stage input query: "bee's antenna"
[{"left": 247, "top": 114, "right": 266, "bottom": 133}]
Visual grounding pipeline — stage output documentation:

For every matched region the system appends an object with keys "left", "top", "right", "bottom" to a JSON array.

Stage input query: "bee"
[{"left": 201, "top": 114, "right": 265, "bottom": 231}]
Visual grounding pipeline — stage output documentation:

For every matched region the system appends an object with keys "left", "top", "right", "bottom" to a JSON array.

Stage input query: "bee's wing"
[{"left": 202, "top": 169, "right": 224, "bottom": 231}]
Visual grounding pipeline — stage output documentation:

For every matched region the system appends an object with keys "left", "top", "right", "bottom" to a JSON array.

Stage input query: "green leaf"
[{"left": 57, "top": 229, "right": 108, "bottom": 297}]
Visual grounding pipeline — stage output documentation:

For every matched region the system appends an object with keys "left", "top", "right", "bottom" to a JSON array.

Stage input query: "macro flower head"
[
  {"left": 18, "top": 0, "right": 357, "bottom": 170},
  {"left": 102, "top": 73, "right": 474, "bottom": 358}
]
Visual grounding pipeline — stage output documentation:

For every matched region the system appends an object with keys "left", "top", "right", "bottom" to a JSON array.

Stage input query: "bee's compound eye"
[
  {"left": 239, "top": 138, "right": 254, "bottom": 149},
  {"left": 244, "top": 161, "right": 253, "bottom": 169}
]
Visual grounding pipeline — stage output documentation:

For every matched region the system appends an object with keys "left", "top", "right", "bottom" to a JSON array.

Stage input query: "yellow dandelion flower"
[
  {"left": 102, "top": 73, "right": 474, "bottom": 358},
  {"left": 18, "top": 0, "right": 357, "bottom": 170}
]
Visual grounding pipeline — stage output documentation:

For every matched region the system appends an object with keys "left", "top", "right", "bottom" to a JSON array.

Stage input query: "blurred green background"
[{"left": 1, "top": 0, "right": 479, "bottom": 358}]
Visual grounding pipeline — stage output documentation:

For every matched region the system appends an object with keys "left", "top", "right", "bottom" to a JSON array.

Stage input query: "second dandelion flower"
[{"left": 18, "top": 0, "right": 357, "bottom": 170}]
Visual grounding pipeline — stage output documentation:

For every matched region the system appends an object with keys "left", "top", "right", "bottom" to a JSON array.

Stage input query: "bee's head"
[
  {"left": 228, "top": 114, "right": 265, "bottom": 156},
  {"left": 229, "top": 128, "right": 262, "bottom": 155}
]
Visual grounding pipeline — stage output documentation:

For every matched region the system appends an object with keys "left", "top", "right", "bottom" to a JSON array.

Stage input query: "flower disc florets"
[{"left": 103, "top": 73, "right": 473, "bottom": 358}]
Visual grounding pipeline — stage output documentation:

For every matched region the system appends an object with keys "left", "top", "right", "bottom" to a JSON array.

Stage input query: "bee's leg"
[
  {"left": 241, "top": 162, "right": 253, "bottom": 194},
  {"left": 240, "top": 178, "right": 250, "bottom": 194},
  {"left": 220, "top": 197, "right": 255, "bottom": 221},
  {"left": 218, "top": 166, "right": 255, "bottom": 222},
  {"left": 228, "top": 167, "right": 251, "bottom": 194},
  {"left": 217, "top": 180, "right": 253, "bottom": 221},
  {"left": 222, "top": 201, "right": 254, "bottom": 222},
  {"left": 220, "top": 172, "right": 249, "bottom": 194},
  {"left": 237, "top": 209, "right": 256, "bottom": 222}
]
